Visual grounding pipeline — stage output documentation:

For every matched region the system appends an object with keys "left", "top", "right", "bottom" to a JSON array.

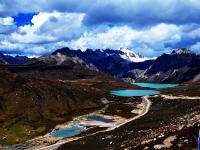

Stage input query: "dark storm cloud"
[
  {"left": 0, "top": 0, "right": 94, "bottom": 17},
  {"left": 83, "top": 0, "right": 200, "bottom": 27},
  {"left": 1, "top": 0, "right": 200, "bottom": 27}
]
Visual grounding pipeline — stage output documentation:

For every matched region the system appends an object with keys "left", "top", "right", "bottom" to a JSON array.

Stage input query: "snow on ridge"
[{"left": 118, "top": 48, "right": 150, "bottom": 62}]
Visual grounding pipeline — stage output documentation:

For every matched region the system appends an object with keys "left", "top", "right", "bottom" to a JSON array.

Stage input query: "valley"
[
  {"left": 3, "top": 81, "right": 200, "bottom": 150},
  {"left": 2, "top": 1, "right": 200, "bottom": 149},
  {"left": 57, "top": 83, "right": 200, "bottom": 150},
  {"left": 0, "top": 48, "right": 199, "bottom": 150}
]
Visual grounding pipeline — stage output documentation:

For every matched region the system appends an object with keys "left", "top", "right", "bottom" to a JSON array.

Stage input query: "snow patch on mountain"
[{"left": 118, "top": 48, "right": 150, "bottom": 62}]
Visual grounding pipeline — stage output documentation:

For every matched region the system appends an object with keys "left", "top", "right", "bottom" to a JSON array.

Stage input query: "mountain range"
[
  {"left": 137, "top": 49, "right": 200, "bottom": 83},
  {"left": 0, "top": 48, "right": 199, "bottom": 83},
  {"left": 0, "top": 53, "right": 29, "bottom": 64},
  {"left": 51, "top": 47, "right": 200, "bottom": 83},
  {"left": 0, "top": 47, "right": 199, "bottom": 146}
]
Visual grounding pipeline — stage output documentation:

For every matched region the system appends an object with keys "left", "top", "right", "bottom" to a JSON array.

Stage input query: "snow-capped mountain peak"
[{"left": 118, "top": 48, "right": 149, "bottom": 62}]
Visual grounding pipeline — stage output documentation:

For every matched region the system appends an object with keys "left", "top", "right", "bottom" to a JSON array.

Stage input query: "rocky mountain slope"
[
  {"left": 0, "top": 53, "right": 136, "bottom": 145},
  {"left": 135, "top": 49, "right": 200, "bottom": 83},
  {"left": 51, "top": 47, "right": 200, "bottom": 83},
  {"left": 52, "top": 47, "right": 154, "bottom": 77},
  {"left": 0, "top": 53, "right": 29, "bottom": 64},
  {"left": 1, "top": 48, "right": 199, "bottom": 84}
]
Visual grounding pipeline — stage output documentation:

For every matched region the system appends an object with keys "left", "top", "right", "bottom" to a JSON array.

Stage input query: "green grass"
[
  {"left": 0, "top": 124, "right": 46, "bottom": 146},
  {"left": 35, "top": 126, "right": 46, "bottom": 133}
]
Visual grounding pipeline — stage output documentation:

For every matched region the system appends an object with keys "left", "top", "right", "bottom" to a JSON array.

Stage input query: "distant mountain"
[
  {"left": 26, "top": 52, "right": 98, "bottom": 71},
  {"left": 51, "top": 47, "right": 200, "bottom": 83},
  {"left": 52, "top": 47, "right": 149, "bottom": 63},
  {"left": 136, "top": 49, "right": 200, "bottom": 83},
  {"left": 0, "top": 53, "right": 29, "bottom": 64},
  {"left": 1, "top": 47, "right": 199, "bottom": 83},
  {"left": 171, "top": 48, "right": 193, "bottom": 55},
  {"left": 51, "top": 47, "right": 154, "bottom": 77}
]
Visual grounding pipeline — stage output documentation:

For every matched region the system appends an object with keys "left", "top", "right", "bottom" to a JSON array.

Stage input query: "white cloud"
[
  {"left": 67, "top": 26, "right": 135, "bottom": 50},
  {"left": 11, "top": 12, "right": 85, "bottom": 44},
  {"left": 190, "top": 42, "right": 200, "bottom": 54},
  {"left": 0, "top": 11, "right": 198, "bottom": 57},
  {"left": 0, "top": 0, "right": 200, "bottom": 57},
  {"left": 0, "top": 17, "right": 16, "bottom": 34},
  {"left": 140, "top": 23, "right": 181, "bottom": 44},
  {"left": 0, "top": 16, "right": 183, "bottom": 57},
  {"left": 66, "top": 23, "right": 181, "bottom": 56},
  {"left": 0, "top": 17, "right": 14, "bottom": 25},
  {"left": 188, "top": 27, "right": 200, "bottom": 39}
]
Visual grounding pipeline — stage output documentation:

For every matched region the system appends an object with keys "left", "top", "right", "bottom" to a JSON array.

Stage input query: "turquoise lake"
[
  {"left": 111, "top": 90, "right": 159, "bottom": 97},
  {"left": 52, "top": 125, "right": 86, "bottom": 138},
  {"left": 52, "top": 83, "right": 176, "bottom": 138},
  {"left": 133, "top": 82, "right": 178, "bottom": 89},
  {"left": 88, "top": 115, "right": 113, "bottom": 123}
]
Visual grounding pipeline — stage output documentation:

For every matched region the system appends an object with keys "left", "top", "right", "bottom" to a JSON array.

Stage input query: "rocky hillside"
[
  {"left": 58, "top": 82, "right": 200, "bottom": 150},
  {"left": 135, "top": 49, "right": 200, "bottom": 83},
  {"left": 0, "top": 54, "right": 135, "bottom": 145},
  {"left": 0, "top": 53, "right": 29, "bottom": 64},
  {"left": 0, "top": 48, "right": 199, "bottom": 84},
  {"left": 51, "top": 47, "right": 200, "bottom": 83},
  {"left": 52, "top": 47, "right": 154, "bottom": 77}
]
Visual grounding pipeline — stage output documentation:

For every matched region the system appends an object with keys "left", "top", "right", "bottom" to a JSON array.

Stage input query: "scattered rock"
[
  {"left": 183, "top": 139, "right": 188, "bottom": 143},
  {"left": 100, "top": 98, "right": 109, "bottom": 104},
  {"left": 15, "top": 138, "right": 20, "bottom": 143},
  {"left": 2, "top": 135, "right": 7, "bottom": 140},
  {"left": 153, "top": 144, "right": 165, "bottom": 149},
  {"left": 163, "top": 135, "right": 177, "bottom": 148}
]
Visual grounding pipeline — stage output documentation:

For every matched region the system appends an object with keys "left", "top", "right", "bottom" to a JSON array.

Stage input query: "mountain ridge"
[
  {"left": 0, "top": 48, "right": 199, "bottom": 83},
  {"left": 51, "top": 47, "right": 200, "bottom": 83},
  {"left": 135, "top": 49, "right": 200, "bottom": 83},
  {"left": 0, "top": 53, "right": 29, "bottom": 64},
  {"left": 51, "top": 47, "right": 154, "bottom": 78}
]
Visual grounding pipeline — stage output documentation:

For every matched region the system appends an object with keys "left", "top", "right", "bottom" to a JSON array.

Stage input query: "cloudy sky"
[{"left": 0, "top": 0, "right": 200, "bottom": 57}]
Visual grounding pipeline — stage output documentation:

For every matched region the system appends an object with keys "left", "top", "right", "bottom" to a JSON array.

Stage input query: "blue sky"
[
  {"left": 0, "top": 0, "right": 200, "bottom": 57},
  {"left": 13, "top": 13, "right": 36, "bottom": 26}
]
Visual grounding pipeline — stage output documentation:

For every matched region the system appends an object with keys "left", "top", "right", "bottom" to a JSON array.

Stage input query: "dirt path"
[
  {"left": 161, "top": 95, "right": 200, "bottom": 100},
  {"left": 37, "top": 96, "right": 152, "bottom": 150},
  {"left": 106, "top": 96, "right": 151, "bottom": 131}
]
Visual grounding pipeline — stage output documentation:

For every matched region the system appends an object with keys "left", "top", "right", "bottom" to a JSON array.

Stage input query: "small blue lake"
[
  {"left": 133, "top": 82, "right": 178, "bottom": 89},
  {"left": 111, "top": 90, "right": 159, "bottom": 97},
  {"left": 88, "top": 115, "right": 113, "bottom": 123},
  {"left": 52, "top": 125, "right": 86, "bottom": 138}
]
